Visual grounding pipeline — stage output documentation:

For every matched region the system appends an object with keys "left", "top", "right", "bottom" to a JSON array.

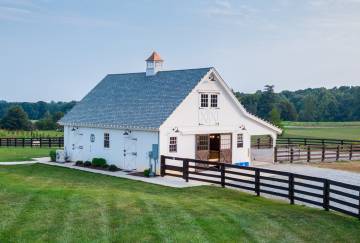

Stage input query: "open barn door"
[{"left": 220, "top": 134, "right": 232, "bottom": 163}]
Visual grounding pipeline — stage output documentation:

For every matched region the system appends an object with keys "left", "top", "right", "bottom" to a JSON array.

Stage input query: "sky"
[{"left": 0, "top": 0, "right": 359, "bottom": 102}]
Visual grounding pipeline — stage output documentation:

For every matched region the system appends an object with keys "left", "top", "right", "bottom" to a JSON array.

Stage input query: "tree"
[
  {"left": 0, "top": 106, "right": 32, "bottom": 130},
  {"left": 269, "top": 107, "right": 282, "bottom": 128},
  {"left": 299, "top": 95, "right": 316, "bottom": 121},
  {"left": 278, "top": 99, "right": 297, "bottom": 121},
  {"left": 257, "top": 85, "right": 276, "bottom": 120}
]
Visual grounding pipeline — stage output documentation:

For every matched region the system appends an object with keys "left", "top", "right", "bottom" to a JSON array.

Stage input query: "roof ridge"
[{"left": 107, "top": 67, "right": 213, "bottom": 76}]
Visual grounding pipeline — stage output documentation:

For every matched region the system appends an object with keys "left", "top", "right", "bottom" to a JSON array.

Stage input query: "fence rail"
[
  {"left": 251, "top": 137, "right": 360, "bottom": 149},
  {"left": 0, "top": 137, "right": 64, "bottom": 148},
  {"left": 275, "top": 144, "right": 360, "bottom": 163},
  {"left": 161, "top": 155, "right": 360, "bottom": 219}
]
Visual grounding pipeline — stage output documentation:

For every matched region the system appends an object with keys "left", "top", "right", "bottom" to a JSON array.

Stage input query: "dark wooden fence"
[
  {"left": 252, "top": 137, "right": 360, "bottom": 149},
  {"left": 275, "top": 144, "right": 360, "bottom": 163},
  {"left": 0, "top": 137, "right": 64, "bottom": 148},
  {"left": 161, "top": 155, "right": 360, "bottom": 219}
]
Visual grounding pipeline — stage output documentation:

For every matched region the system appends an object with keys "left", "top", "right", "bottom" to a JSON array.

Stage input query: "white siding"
[
  {"left": 160, "top": 70, "right": 278, "bottom": 164},
  {"left": 64, "top": 126, "right": 158, "bottom": 171}
]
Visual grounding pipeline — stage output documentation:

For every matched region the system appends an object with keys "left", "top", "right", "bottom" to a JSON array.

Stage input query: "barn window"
[
  {"left": 197, "top": 135, "right": 209, "bottom": 150},
  {"left": 210, "top": 94, "right": 218, "bottom": 108},
  {"left": 104, "top": 133, "right": 110, "bottom": 148},
  {"left": 200, "top": 94, "right": 208, "bottom": 108},
  {"left": 220, "top": 134, "right": 231, "bottom": 149},
  {"left": 169, "top": 137, "right": 177, "bottom": 153},
  {"left": 237, "top": 134, "right": 243, "bottom": 148}
]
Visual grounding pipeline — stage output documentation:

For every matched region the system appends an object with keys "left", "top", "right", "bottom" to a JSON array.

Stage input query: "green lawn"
[
  {"left": 282, "top": 121, "right": 360, "bottom": 140},
  {"left": 0, "top": 148, "right": 53, "bottom": 162},
  {"left": 0, "top": 164, "right": 359, "bottom": 242},
  {"left": 0, "top": 129, "right": 63, "bottom": 138}
]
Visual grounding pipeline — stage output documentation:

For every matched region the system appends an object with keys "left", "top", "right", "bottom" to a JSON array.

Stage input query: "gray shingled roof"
[{"left": 60, "top": 67, "right": 212, "bottom": 130}]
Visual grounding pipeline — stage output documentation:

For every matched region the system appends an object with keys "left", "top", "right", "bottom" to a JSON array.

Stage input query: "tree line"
[
  {"left": 235, "top": 85, "right": 360, "bottom": 124},
  {"left": 0, "top": 101, "right": 76, "bottom": 131},
  {"left": 0, "top": 85, "right": 359, "bottom": 131}
]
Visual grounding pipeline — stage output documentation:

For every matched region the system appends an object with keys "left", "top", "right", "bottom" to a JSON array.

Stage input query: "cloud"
[{"left": 0, "top": 0, "right": 118, "bottom": 27}]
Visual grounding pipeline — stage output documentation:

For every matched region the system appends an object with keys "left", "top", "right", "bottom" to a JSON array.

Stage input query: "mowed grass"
[
  {"left": 0, "top": 148, "right": 53, "bottom": 162},
  {"left": 282, "top": 121, "right": 360, "bottom": 140},
  {"left": 0, "top": 164, "right": 359, "bottom": 242},
  {"left": 0, "top": 129, "right": 63, "bottom": 138}
]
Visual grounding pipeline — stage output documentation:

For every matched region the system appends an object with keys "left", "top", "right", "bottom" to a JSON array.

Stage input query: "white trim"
[
  {"left": 59, "top": 122, "right": 159, "bottom": 132},
  {"left": 210, "top": 68, "right": 282, "bottom": 134}
]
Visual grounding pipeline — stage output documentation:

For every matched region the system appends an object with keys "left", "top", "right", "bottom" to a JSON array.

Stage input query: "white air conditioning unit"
[{"left": 56, "top": 150, "right": 66, "bottom": 163}]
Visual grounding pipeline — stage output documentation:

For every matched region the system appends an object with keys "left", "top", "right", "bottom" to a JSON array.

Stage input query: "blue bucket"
[{"left": 235, "top": 162, "right": 250, "bottom": 167}]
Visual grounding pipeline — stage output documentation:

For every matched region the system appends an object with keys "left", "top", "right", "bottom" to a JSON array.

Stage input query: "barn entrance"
[{"left": 195, "top": 133, "right": 232, "bottom": 163}]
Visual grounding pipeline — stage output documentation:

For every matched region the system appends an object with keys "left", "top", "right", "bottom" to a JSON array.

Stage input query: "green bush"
[
  {"left": 144, "top": 169, "right": 150, "bottom": 177},
  {"left": 75, "top": 161, "right": 83, "bottom": 166},
  {"left": 49, "top": 150, "right": 56, "bottom": 162},
  {"left": 84, "top": 161, "right": 92, "bottom": 167},
  {"left": 108, "top": 164, "right": 118, "bottom": 172},
  {"left": 92, "top": 158, "right": 107, "bottom": 167}
]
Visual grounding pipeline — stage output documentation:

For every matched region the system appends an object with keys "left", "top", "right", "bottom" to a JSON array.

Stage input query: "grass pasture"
[
  {"left": 0, "top": 164, "right": 359, "bottom": 242},
  {"left": 0, "top": 148, "right": 53, "bottom": 162},
  {"left": 282, "top": 121, "right": 360, "bottom": 140}
]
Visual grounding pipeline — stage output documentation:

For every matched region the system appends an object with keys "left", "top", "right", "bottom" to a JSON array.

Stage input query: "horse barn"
[{"left": 59, "top": 52, "right": 282, "bottom": 172}]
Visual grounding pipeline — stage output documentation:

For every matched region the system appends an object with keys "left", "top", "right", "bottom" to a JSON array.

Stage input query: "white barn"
[{"left": 59, "top": 52, "right": 281, "bottom": 172}]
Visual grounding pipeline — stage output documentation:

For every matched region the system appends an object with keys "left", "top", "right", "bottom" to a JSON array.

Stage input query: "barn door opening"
[
  {"left": 220, "top": 134, "right": 232, "bottom": 163},
  {"left": 209, "top": 134, "right": 220, "bottom": 162},
  {"left": 123, "top": 136, "right": 137, "bottom": 171}
]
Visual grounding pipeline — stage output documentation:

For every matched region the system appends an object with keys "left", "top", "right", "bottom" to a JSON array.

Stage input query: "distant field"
[
  {"left": 0, "top": 130, "right": 63, "bottom": 138},
  {"left": 282, "top": 121, "right": 360, "bottom": 140},
  {"left": 0, "top": 148, "right": 53, "bottom": 162}
]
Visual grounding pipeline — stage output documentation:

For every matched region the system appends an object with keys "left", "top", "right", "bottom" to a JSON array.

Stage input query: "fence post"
[
  {"left": 289, "top": 174, "right": 295, "bottom": 204},
  {"left": 49, "top": 138, "right": 52, "bottom": 148},
  {"left": 30, "top": 138, "right": 33, "bottom": 148},
  {"left": 358, "top": 189, "right": 360, "bottom": 220},
  {"left": 221, "top": 164, "right": 225, "bottom": 188},
  {"left": 274, "top": 147, "right": 278, "bottom": 163},
  {"left": 336, "top": 145, "right": 340, "bottom": 161},
  {"left": 22, "top": 138, "right": 25, "bottom": 147},
  {"left": 183, "top": 159, "right": 189, "bottom": 182},
  {"left": 257, "top": 138, "right": 260, "bottom": 149},
  {"left": 350, "top": 144, "right": 353, "bottom": 161},
  {"left": 321, "top": 145, "right": 325, "bottom": 162},
  {"left": 40, "top": 138, "right": 42, "bottom": 148},
  {"left": 307, "top": 146, "right": 311, "bottom": 162},
  {"left": 160, "top": 156, "right": 165, "bottom": 177},
  {"left": 323, "top": 180, "right": 330, "bottom": 211},
  {"left": 304, "top": 138, "right": 307, "bottom": 146},
  {"left": 290, "top": 147, "right": 294, "bottom": 163},
  {"left": 255, "top": 169, "right": 260, "bottom": 196},
  {"left": 6, "top": 138, "right": 9, "bottom": 147}
]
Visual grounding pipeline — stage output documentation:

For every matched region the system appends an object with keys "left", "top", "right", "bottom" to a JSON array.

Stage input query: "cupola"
[{"left": 146, "top": 51, "right": 163, "bottom": 76}]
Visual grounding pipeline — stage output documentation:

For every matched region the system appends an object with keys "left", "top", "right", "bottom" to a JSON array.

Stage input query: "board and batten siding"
[
  {"left": 64, "top": 126, "right": 158, "bottom": 171},
  {"left": 159, "top": 70, "right": 277, "bottom": 164}
]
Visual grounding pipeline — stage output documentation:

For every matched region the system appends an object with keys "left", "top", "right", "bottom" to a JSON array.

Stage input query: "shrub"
[
  {"left": 102, "top": 164, "right": 109, "bottom": 169},
  {"left": 92, "top": 158, "right": 107, "bottom": 167},
  {"left": 108, "top": 164, "right": 118, "bottom": 172},
  {"left": 144, "top": 169, "right": 150, "bottom": 177},
  {"left": 75, "top": 161, "right": 83, "bottom": 166},
  {"left": 84, "top": 161, "right": 92, "bottom": 167},
  {"left": 49, "top": 150, "right": 56, "bottom": 162}
]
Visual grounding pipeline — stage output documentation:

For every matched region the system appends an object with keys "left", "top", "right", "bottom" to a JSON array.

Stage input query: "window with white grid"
[
  {"left": 210, "top": 94, "right": 218, "bottom": 108},
  {"left": 237, "top": 134, "right": 243, "bottom": 148},
  {"left": 104, "top": 133, "right": 110, "bottom": 148},
  {"left": 169, "top": 137, "right": 177, "bottom": 153},
  {"left": 200, "top": 94, "right": 208, "bottom": 108}
]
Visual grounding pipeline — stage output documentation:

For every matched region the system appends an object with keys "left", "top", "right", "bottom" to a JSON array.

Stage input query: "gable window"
[
  {"left": 200, "top": 94, "right": 208, "bottom": 108},
  {"left": 169, "top": 137, "right": 177, "bottom": 152},
  {"left": 210, "top": 94, "right": 218, "bottom": 108},
  {"left": 237, "top": 134, "right": 243, "bottom": 148},
  {"left": 104, "top": 133, "right": 110, "bottom": 148}
]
